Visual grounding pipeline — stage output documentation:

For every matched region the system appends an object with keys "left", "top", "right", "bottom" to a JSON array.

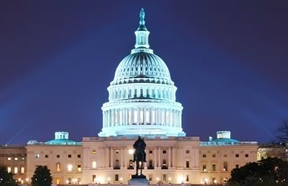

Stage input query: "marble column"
[
  {"left": 144, "top": 108, "right": 146, "bottom": 125},
  {"left": 168, "top": 147, "right": 171, "bottom": 167},
  {"left": 150, "top": 108, "right": 153, "bottom": 125},
  {"left": 106, "top": 147, "right": 109, "bottom": 168}
]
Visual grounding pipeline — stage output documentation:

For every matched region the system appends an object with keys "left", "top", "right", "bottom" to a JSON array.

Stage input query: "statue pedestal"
[{"left": 129, "top": 176, "right": 149, "bottom": 186}]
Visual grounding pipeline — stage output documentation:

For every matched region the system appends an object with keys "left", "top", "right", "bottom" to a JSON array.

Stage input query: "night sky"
[{"left": 1, "top": 1, "right": 288, "bottom": 145}]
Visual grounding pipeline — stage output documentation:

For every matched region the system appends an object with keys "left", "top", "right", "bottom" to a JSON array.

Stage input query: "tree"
[
  {"left": 31, "top": 165, "right": 52, "bottom": 186},
  {"left": 275, "top": 120, "right": 288, "bottom": 160},
  {"left": 0, "top": 165, "right": 18, "bottom": 186},
  {"left": 227, "top": 158, "right": 288, "bottom": 186}
]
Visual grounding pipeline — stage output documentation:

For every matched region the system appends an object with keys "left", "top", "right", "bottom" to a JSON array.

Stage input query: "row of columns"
[
  {"left": 106, "top": 147, "right": 177, "bottom": 169},
  {"left": 103, "top": 108, "right": 182, "bottom": 128},
  {"left": 109, "top": 87, "right": 176, "bottom": 101}
]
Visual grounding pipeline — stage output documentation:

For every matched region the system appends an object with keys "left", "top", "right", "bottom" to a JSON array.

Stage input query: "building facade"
[
  {"left": 0, "top": 145, "right": 27, "bottom": 184},
  {"left": 0, "top": 9, "right": 259, "bottom": 185}
]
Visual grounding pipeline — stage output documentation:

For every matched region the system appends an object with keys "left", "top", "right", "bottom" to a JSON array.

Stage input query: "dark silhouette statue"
[{"left": 133, "top": 136, "right": 146, "bottom": 177}]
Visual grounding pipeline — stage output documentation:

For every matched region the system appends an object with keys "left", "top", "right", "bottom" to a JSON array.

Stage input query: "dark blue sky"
[{"left": 0, "top": 1, "right": 288, "bottom": 144}]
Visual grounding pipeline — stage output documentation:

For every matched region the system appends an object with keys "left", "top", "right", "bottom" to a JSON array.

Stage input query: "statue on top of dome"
[{"left": 138, "top": 8, "right": 146, "bottom": 31}]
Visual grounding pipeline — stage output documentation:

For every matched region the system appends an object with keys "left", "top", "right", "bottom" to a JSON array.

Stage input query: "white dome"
[{"left": 112, "top": 51, "right": 173, "bottom": 86}]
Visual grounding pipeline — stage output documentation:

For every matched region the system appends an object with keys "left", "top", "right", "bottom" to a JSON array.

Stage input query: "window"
[
  {"left": 35, "top": 154, "right": 40, "bottom": 158},
  {"left": 68, "top": 154, "right": 72, "bottom": 158},
  {"left": 92, "top": 161, "right": 97, "bottom": 168},
  {"left": 92, "top": 175, "right": 96, "bottom": 182},
  {"left": 7, "top": 157, "right": 11, "bottom": 161},
  {"left": 212, "top": 154, "right": 216, "bottom": 158},
  {"left": 115, "top": 174, "right": 119, "bottom": 181},
  {"left": 14, "top": 167, "right": 18, "bottom": 174},
  {"left": 77, "top": 165, "right": 81, "bottom": 172},
  {"left": 212, "top": 164, "right": 216, "bottom": 171},
  {"left": 7, "top": 167, "right": 11, "bottom": 173},
  {"left": 149, "top": 174, "right": 153, "bottom": 181},
  {"left": 57, "top": 155, "right": 60, "bottom": 158},
  {"left": 186, "top": 175, "right": 189, "bottom": 182},
  {"left": 224, "top": 154, "right": 227, "bottom": 158},
  {"left": 163, "top": 174, "right": 167, "bottom": 181},
  {"left": 235, "top": 154, "right": 239, "bottom": 158},
  {"left": 21, "top": 157, "right": 25, "bottom": 160},
  {"left": 223, "top": 162, "right": 228, "bottom": 171},
  {"left": 163, "top": 159, "right": 167, "bottom": 166},
  {"left": 163, "top": 150, "right": 166, "bottom": 154},
  {"left": 20, "top": 167, "right": 25, "bottom": 174},
  {"left": 212, "top": 178, "right": 217, "bottom": 184},
  {"left": 186, "top": 161, "right": 190, "bottom": 168},
  {"left": 92, "top": 150, "right": 97, "bottom": 154},
  {"left": 45, "top": 155, "right": 49, "bottom": 158},
  {"left": 236, "top": 164, "right": 239, "bottom": 169},
  {"left": 186, "top": 150, "right": 190, "bottom": 154},
  {"left": 78, "top": 154, "right": 81, "bottom": 158},
  {"left": 56, "top": 163, "right": 61, "bottom": 172},
  {"left": 116, "top": 150, "right": 119, "bottom": 154},
  {"left": 67, "top": 164, "right": 73, "bottom": 172},
  {"left": 149, "top": 150, "right": 153, "bottom": 154},
  {"left": 245, "top": 154, "right": 249, "bottom": 157},
  {"left": 202, "top": 165, "right": 207, "bottom": 172},
  {"left": 202, "top": 154, "right": 206, "bottom": 158},
  {"left": 14, "top": 157, "right": 18, "bottom": 160},
  {"left": 148, "top": 160, "right": 153, "bottom": 168}
]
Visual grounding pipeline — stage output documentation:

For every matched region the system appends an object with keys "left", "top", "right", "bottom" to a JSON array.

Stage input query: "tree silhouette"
[
  {"left": 228, "top": 158, "right": 288, "bottom": 186},
  {"left": 0, "top": 165, "right": 18, "bottom": 186},
  {"left": 31, "top": 165, "right": 52, "bottom": 186}
]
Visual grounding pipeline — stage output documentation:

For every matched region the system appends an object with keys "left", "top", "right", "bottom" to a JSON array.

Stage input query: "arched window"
[
  {"left": 56, "top": 163, "right": 61, "bottom": 172},
  {"left": 163, "top": 159, "right": 166, "bottom": 166},
  {"left": 92, "top": 161, "right": 97, "bottom": 169},
  {"left": 223, "top": 162, "right": 228, "bottom": 171},
  {"left": 149, "top": 160, "right": 153, "bottom": 167}
]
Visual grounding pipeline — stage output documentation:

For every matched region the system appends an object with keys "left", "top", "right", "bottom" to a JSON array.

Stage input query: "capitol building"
[{"left": 0, "top": 9, "right": 259, "bottom": 185}]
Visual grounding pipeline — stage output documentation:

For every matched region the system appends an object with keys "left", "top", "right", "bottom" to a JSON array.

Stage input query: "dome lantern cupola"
[{"left": 133, "top": 8, "right": 151, "bottom": 51}]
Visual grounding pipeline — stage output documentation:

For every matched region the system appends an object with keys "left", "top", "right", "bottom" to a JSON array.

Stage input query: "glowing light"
[
  {"left": 92, "top": 161, "right": 97, "bottom": 168},
  {"left": 67, "top": 164, "right": 73, "bottom": 172},
  {"left": 128, "top": 149, "right": 134, "bottom": 154},
  {"left": 203, "top": 178, "right": 209, "bottom": 184}
]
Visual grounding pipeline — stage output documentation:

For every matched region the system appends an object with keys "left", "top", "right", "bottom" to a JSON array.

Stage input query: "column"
[
  {"left": 117, "top": 109, "right": 120, "bottom": 126},
  {"left": 106, "top": 147, "right": 109, "bottom": 168},
  {"left": 154, "top": 147, "right": 157, "bottom": 168},
  {"left": 172, "top": 147, "right": 176, "bottom": 168},
  {"left": 150, "top": 108, "right": 153, "bottom": 125},
  {"left": 155, "top": 109, "right": 158, "bottom": 125},
  {"left": 173, "top": 110, "right": 176, "bottom": 127},
  {"left": 158, "top": 147, "right": 161, "bottom": 168},
  {"left": 120, "top": 148, "right": 123, "bottom": 169},
  {"left": 168, "top": 147, "right": 171, "bottom": 167},
  {"left": 110, "top": 148, "right": 114, "bottom": 168},
  {"left": 137, "top": 108, "right": 140, "bottom": 125},
  {"left": 111, "top": 109, "right": 115, "bottom": 126},
  {"left": 144, "top": 108, "right": 146, "bottom": 125},
  {"left": 124, "top": 108, "right": 127, "bottom": 125},
  {"left": 130, "top": 108, "right": 132, "bottom": 125},
  {"left": 132, "top": 108, "right": 134, "bottom": 125},
  {"left": 123, "top": 148, "right": 127, "bottom": 168}
]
